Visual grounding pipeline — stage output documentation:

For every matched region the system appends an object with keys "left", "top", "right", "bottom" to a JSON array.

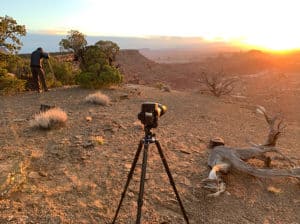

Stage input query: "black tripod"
[{"left": 112, "top": 127, "right": 189, "bottom": 224}]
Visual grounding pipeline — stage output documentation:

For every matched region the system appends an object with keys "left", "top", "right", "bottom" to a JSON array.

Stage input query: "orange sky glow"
[{"left": 3, "top": 0, "right": 300, "bottom": 52}]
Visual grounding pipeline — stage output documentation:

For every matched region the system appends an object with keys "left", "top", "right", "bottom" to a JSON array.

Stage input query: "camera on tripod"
[
  {"left": 113, "top": 102, "right": 190, "bottom": 224},
  {"left": 138, "top": 102, "right": 167, "bottom": 129}
]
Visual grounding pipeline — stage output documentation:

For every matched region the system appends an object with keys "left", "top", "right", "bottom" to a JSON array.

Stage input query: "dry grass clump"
[
  {"left": 90, "top": 136, "right": 105, "bottom": 145},
  {"left": 85, "top": 92, "right": 110, "bottom": 106},
  {"left": 30, "top": 108, "right": 68, "bottom": 129},
  {"left": 154, "top": 82, "right": 171, "bottom": 92}
]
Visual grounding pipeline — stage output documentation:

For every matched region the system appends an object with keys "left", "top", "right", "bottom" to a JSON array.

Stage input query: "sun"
[{"left": 239, "top": 35, "right": 300, "bottom": 52}]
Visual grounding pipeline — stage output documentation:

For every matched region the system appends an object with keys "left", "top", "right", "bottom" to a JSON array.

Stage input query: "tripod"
[{"left": 112, "top": 127, "right": 190, "bottom": 224}]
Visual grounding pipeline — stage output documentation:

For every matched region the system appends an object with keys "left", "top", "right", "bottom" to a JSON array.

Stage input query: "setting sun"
[
  {"left": 62, "top": 0, "right": 300, "bottom": 52},
  {"left": 2, "top": 0, "right": 300, "bottom": 52},
  {"left": 231, "top": 35, "right": 300, "bottom": 53}
]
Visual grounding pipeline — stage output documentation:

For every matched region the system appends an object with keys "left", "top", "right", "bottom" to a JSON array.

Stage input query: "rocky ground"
[{"left": 0, "top": 75, "right": 299, "bottom": 223}]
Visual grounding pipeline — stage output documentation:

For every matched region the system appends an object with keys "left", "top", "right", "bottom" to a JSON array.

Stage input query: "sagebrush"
[
  {"left": 30, "top": 107, "right": 68, "bottom": 129},
  {"left": 76, "top": 65, "right": 122, "bottom": 89},
  {"left": 85, "top": 92, "right": 110, "bottom": 106},
  {"left": 0, "top": 75, "right": 26, "bottom": 95}
]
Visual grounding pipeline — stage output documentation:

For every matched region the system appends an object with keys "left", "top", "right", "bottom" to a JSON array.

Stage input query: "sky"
[{"left": 1, "top": 0, "right": 300, "bottom": 52}]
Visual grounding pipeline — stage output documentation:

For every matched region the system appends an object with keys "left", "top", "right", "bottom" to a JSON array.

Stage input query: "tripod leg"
[
  {"left": 112, "top": 140, "right": 144, "bottom": 224},
  {"left": 155, "top": 140, "right": 190, "bottom": 224},
  {"left": 136, "top": 142, "right": 150, "bottom": 224}
]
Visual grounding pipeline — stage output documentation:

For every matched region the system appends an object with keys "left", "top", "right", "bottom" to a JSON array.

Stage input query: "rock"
[
  {"left": 128, "top": 192, "right": 135, "bottom": 197},
  {"left": 179, "top": 177, "right": 191, "bottom": 186},
  {"left": 162, "top": 86, "right": 171, "bottom": 92},
  {"left": 83, "top": 141, "right": 94, "bottom": 148},
  {"left": 103, "top": 126, "right": 115, "bottom": 134},
  {"left": 119, "top": 94, "right": 129, "bottom": 100},
  {"left": 28, "top": 171, "right": 40, "bottom": 179},
  {"left": 85, "top": 116, "right": 92, "bottom": 122},
  {"left": 38, "top": 171, "right": 47, "bottom": 177},
  {"left": 118, "top": 124, "right": 127, "bottom": 130}
]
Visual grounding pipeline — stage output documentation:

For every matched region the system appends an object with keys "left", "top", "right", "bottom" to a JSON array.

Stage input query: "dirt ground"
[
  {"left": 1, "top": 50, "right": 300, "bottom": 223},
  {"left": 0, "top": 73, "right": 299, "bottom": 223}
]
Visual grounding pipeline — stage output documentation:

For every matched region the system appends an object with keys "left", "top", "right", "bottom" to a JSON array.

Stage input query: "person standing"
[{"left": 30, "top": 47, "right": 49, "bottom": 92}]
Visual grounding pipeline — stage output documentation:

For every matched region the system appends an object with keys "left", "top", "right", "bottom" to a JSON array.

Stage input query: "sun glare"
[
  {"left": 232, "top": 36, "right": 300, "bottom": 53},
  {"left": 50, "top": 0, "right": 300, "bottom": 52}
]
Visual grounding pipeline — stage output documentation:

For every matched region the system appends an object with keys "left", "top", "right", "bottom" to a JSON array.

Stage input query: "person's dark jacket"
[{"left": 30, "top": 48, "right": 49, "bottom": 68}]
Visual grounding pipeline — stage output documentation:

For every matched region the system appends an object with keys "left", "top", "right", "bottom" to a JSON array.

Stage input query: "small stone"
[
  {"left": 119, "top": 94, "right": 129, "bottom": 100},
  {"left": 86, "top": 116, "right": 92, "bottom": 122},
  {"left": 180, "top": 176, "right": 191, "bottom": 186},
  {"left": 118, "top": 124, "right": 127, "bottom": 130},
  {"left": 83, "top": 141, "right": 94, "bottom": 148},
  {"left": 28, "top": 171, "right": 40, "bottom": 179},
  {"left": 38, "top": 171, "right": 47, "bottom": 177},
  {"left": 128, "top": 192, "right": 135, "bottom": 197},
  {"left": 125, "top": 164, "right": 132, "bottom": 170}
]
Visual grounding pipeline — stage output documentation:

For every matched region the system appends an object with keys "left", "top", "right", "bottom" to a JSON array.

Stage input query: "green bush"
[
  {"left": 79, "top": 45, "right": 107, "bottom": 73},
  {"left": 44, "top": 57, "right": 77, "bottom": 85},
  {"left": 0, "top": 53, "right": 31, "bottom": 79},
  {"left": 0, "top": 53, "right": 8, "bottom": 77},
  {"left": 0, "top": 75, "right": 26, "bottom": 95},
  {"left": 45, "top": 73, "right": 63, "bottom": 88},
  {"left": 76, "top": 65, "right": 123, "bottom": 89},
  {"left": 0, "top": 68, "right": 8, "bottom": 77},
  {"left": 52, "top": 61, "right": 76, "bottom": 85}
]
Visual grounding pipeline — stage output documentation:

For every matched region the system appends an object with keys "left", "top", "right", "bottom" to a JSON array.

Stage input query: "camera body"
[{"left": 138, "top": 102, "right": 167, "bottom": 129}]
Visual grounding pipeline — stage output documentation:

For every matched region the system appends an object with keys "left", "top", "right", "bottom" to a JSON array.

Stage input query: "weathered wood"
[{"left": 202, "top": 107, "right": 300, "bottom": 197}]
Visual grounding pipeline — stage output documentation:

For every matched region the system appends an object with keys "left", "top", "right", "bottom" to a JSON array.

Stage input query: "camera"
[{"left": 138, "top": 102, "right": 167, "bottom": 129}]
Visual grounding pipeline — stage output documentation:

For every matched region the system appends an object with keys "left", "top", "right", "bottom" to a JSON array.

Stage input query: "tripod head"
[
  {"left": 137, "top": 102, "right": 167, "bottom": 129},
  {"left": 138, "top": 102, "right": 167, "bottom": 142}
]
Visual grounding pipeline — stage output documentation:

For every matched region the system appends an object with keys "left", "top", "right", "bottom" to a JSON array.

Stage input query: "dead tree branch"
[
  {"left": 199, "top": 71, "right": 238, "bottom": 97},
  {"left": 202, "top": 107, "right": 299, "bottom": 197}
]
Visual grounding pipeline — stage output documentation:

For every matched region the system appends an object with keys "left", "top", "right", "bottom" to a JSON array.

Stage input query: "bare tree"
[{"left": 199, "top": 70, "right": 238, "bottom": 97}]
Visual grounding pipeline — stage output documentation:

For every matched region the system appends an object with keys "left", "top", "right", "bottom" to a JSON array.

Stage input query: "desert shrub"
[
  {"left": 59, "top": 30, "right": 87, "bottom": 60},
  {"left": 76, "top": 65, "right": 122, "bottom": 89},
  {"left": 79, "top": 45, "right": 107, "bottom": 72},
  {"left": 154, "top": 82, "right": 164, "bottom": 90},
  {"left": 45, "top": 73, "right": 63, "bottom": 88},
  {"left": 42, "top": 57, "right": 78, "bottom": 85},
  {"left": 0, "top": 67, "right": 7, "bottom": 76},
  {"left": 0, "top": 75, "right": 26, "bottom": 95},
  {"left": 75, "top": 43, "right": 123, "bottom": 89},
  {"left": 98, "top": 65, "right": 123, "bottom": 86},
  {"left": 52, "top": 61, "right": 76, "bottom": 85},
  {"left": 154, "top": 82, "right": 171, "bottom": 92},
  {"left": 30, "top": 107, "right": 68, "bottom": 129},
  {"left": 85, "top": 92, "right": 110, "bottom": 106},
  {"left": 0, "top": 53, "right": 9, "bottom": 77},
  {"left": 46, "top": 57, "right": 77, "bottom": 85},
  {"left": 0, "top": 53, "right": 31, "bottom": 80},
  {"left": 94, "top": 40, "right": 120, "bottom": 66}
]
